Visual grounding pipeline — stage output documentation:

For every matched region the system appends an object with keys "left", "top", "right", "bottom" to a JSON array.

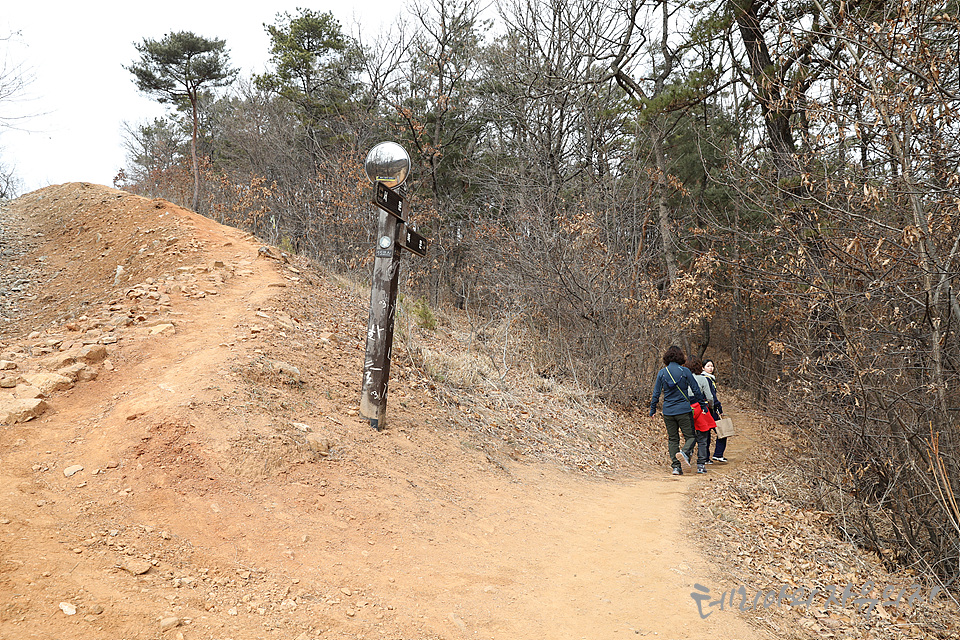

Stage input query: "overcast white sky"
[{"left": 1, "top": 1, "right": 401, "bottom": 195}]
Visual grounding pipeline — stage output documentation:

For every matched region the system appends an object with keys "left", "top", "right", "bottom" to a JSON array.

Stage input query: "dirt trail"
[
  {"left": 430, "top": 463, "right": 768, "bottom": 638},
  {"left": 0, "top": 183, "right": 768, "bottom": 639}
]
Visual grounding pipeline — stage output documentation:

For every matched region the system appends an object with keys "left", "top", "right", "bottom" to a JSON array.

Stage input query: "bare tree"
[
  {"left": 704, "top": 0, "right": 960, "bottom": 580},
  {"left": 0, "top": 30, "right": 36, "bottom": 196}
]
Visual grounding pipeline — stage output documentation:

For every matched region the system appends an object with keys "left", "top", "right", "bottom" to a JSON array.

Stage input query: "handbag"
[{"left": 715, "top": 416, "right": 735, "bottom": 438}]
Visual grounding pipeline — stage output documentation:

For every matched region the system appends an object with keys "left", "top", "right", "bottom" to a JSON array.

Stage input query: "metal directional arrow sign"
[
  {"left": 399, "top": 226, "right": 428, "bottom": 257},
  {"left": 374, "top": 181, "right": 404, "bottom": 219}
]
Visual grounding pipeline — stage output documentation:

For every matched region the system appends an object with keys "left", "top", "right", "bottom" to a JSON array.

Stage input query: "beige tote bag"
[{"left": 715, "top": 416, "right": 735, "bottom": 438}]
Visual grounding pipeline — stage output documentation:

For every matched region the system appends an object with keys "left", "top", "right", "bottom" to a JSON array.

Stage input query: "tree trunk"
[
  {"left": 651, "top": 117, "right": 678, "bottom": 286},
  {"left": 190, "top": 96, "right": 200, "bottom": 212},
  {"left": 730, "top": 0, "right": 798, "bottom": 184}
]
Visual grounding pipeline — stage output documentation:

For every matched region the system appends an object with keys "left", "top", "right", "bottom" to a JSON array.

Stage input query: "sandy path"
[{"left": 367, "top": 464, "right": 769, "bottom": 639}]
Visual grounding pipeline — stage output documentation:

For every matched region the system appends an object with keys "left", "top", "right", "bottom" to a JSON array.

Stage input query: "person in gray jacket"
[
  {"left": 649, "top": 345, "right": 707, "bottom": 475},
  {"left": 686, "top": 355, "right": 716, "bottom": 473}
]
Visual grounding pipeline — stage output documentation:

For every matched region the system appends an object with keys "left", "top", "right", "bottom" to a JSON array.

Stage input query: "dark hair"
[
  {"left": 703, "top": 359, "right": 715, "bottom": 369},
  {"left": 685, "top": 355, "right": 703, "bottom": 375},
  {"left": 663, "top": 345, "right": 685, "bottom": 366}
]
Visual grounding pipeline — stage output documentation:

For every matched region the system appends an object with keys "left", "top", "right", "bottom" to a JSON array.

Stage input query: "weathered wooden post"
[{"left": 360, "top": 143, "right": 427, "bottom": 430}]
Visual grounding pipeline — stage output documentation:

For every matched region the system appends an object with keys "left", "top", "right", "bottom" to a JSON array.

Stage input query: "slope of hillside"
[{"left": 1, "top": 183, "right": 954, "bottom": 640}]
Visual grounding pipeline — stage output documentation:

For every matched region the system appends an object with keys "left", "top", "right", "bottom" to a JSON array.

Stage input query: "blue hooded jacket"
[{"left": 649, "top": 362, "right": 706, "bottom": 417}]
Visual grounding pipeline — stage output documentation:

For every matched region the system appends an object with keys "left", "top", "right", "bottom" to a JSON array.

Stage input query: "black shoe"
[
  {"left": 672, "top": 467, "right": 683, "bottom": 475},
  {"left": 711, "top": 456, "right": 727, "bottom": 463}
]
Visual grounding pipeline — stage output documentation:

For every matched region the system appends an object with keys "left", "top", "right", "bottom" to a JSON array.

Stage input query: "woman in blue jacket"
[{"left": 649, "top": 345, "right": 707, "bottom": 475}]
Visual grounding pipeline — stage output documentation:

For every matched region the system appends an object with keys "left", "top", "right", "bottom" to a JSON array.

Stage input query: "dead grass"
[{"left": 389, "top": 307, "right": 662, "bottom": 475}]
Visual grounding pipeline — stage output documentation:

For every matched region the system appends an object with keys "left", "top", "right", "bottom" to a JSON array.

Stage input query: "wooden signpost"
[{"left": 360, "top": 143, "right": 429, "bottom": 430}]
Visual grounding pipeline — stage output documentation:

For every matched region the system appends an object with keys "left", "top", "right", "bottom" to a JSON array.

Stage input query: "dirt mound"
[{"left": 1, "top": 183, "right": 217, "bottom": 333}]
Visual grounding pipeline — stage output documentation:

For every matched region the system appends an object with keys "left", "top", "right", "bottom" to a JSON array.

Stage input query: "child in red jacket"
[{"left": 685, "top": 356, "right": 717, "bottom": 474}]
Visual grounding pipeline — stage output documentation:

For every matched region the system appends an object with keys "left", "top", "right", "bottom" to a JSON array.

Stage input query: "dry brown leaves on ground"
[{"left": 696, "top": 407, "right": 958, "bottom": 640}]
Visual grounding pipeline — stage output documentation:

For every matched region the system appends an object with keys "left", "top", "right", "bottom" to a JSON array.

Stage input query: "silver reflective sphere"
[{"left": 364, "top": 142, "right": 411, "bottom": 188}]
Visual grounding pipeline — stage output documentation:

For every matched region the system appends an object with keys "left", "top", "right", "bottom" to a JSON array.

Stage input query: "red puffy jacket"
[{"left": 691, "top": 403, "right": 718, "bottom": 432}]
